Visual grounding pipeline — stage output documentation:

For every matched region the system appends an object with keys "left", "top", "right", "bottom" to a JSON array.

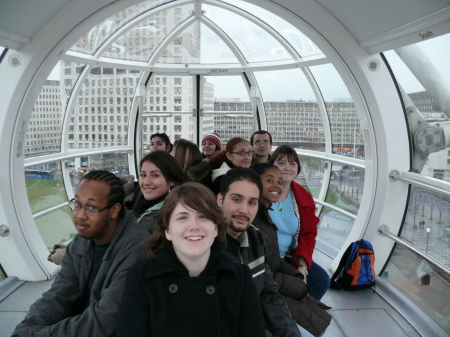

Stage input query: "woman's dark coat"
[{"left": 116, "top": 241, "right": 265, "bottom": 337}]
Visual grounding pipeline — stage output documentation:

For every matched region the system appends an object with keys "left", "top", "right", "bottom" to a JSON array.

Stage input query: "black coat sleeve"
[{"left": 116, "top": 266, "right": 151, "bottom": 337}]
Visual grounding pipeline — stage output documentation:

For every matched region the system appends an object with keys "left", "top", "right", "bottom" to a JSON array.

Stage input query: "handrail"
[{"left": 377, "top": 225, "right": 450, "bottom": 276}]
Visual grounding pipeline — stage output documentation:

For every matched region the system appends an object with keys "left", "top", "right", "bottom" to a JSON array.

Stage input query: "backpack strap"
[{"left": 330, "top": 242, "right": 354, "bottom": 289}]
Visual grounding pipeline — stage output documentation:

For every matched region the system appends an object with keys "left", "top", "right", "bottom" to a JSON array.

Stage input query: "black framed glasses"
[
  {"left": 230, "top": 151, "right": 254, "bottom": 157},
  {"left": 69, "top": 199, "right": 112, "bottom": 215}
]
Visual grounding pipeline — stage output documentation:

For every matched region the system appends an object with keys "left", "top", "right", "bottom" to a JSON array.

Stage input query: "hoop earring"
[{"left": 168, "top": 185, "right": 173, "bottom": 193}]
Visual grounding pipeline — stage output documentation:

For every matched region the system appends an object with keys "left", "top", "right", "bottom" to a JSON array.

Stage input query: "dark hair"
[
  {"left": 269, "top": 145, "right": 301, "bottom": 175},
  {"left": 209, "top": 137, "right": 250, "bottom": 169},
  {"left": 139, "top": 151, "right": 187, "bottom": 186},
  {"left": 133, "top": 151, "right": 188, "bottom": 210},
  {"left": 150, "top": 133, "right": 173, "bottom": 153},
  {"left": 147, "top": 182, "right": 228, "bottom": 257},
  {"left": 250, "top": 130, "right": 272, "bottom": 146},
  {"left": 219, "top": 167, "right": 263, "bottom": 198},
  {"left": 81, "top": 170, "right": 125, "bottom": 216},
  {"left": 252, "top": 163, "right": 280, "bottom": 176},
  {"left": 173, "top": 139, "right": 203, "bottom": 173}
]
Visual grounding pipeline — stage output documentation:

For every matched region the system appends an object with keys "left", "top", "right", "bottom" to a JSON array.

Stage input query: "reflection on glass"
[
  {"left": 200, "top": 24, "right": 240, "bottom": 64},
  {"left": 296, "top": 156, "right": 326, "bottom": 199},
  {"left": 254, "top": 69, "right": 325, "bottom": 151},
  {"left": 318, "top": 206, "right": 355, "bottom": 249},
  {"left": 156, "top": 22, "right": 200, "bottom": 64},
  {"left": 403, "top": 186, "right": 450, "bottom": 269},
  {"left": 220, "top": 0, "right": 323, "bottom": 58},
  {"left": 25, "top": 163, "right": 67, "bottom": 215},
  {"left": 35, "top": 207, "right": 75, "bottom": 250},
  {"left": 68, "top": 153, "right": 131, "bottom": 192},
  {"left": 105, "top": 5, "right": 195, "bottom": 62},
  {"left": 70, "top": 1, "right": 169, "bottom": 55},
  {"left": 203, "top": 4, "right": 292, "bottom": 63},
  {"left": 326, "top": 163, "right": 363, "bottom": 214},
  {"left": 310, "top": 64, "right": 364, "bottom": 159},
  {"left": 382, "top": 245, "right": 450, "bottom": 333}
]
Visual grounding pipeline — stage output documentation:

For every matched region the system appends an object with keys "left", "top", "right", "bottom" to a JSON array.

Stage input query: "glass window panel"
[
  {"left": 384, "top": 34, "right": 450, "bottom": 179},
  {"left": 25, "top": 163, "right": 66, "bottom": 215},
  {"left": 156, "top": 21, "right": 199, "bottom": 64},
  {"left": 143, "top": 75, "right": 194, "bottom": 155},
  {"left": 35, "top": 207, "right": 75, "bottom": 250},
  {"left": 326, "top": 163, "right": 363, "bottom": 215},
  {"left": 205, "top": 75, "right": 252, "bottom": 142},
  {"left": 70, "top": 1, "right": 171, "bottom": 55},
  {"left": 382, "top": 246, "right": 450, "bottom": 333},
  {"left": 104, "top": 5, "right": 194, "bottom": 62},
  {"left": 318, "top": 206, "right": 355, "bottom": 250},
  {"left": 310, "top": 64, "right": 364, "bottom": 159},
  {"left": 203, "top": 4, "right": 292, "bottom": 63},
  {"left": 403, "top": 186, "right": 450, "bottom": 268},
  {"left": 296, "top": 156, "right": 327, "bottom": 199},
  {"left": 26, "top": 61, "right": 75, "bottom": 158},
  {"left": 68, "top": 153, "right": 131, "bottom": 192},
  {"left": 68, "top": 67, "right": 140, "bottom": 150},
  {"left": 220, "top": 0, "right": 323, "bottom": 58},
  {"left": 0, "top": 265, "right": 6, "bottom": 282},
  {"left": 200, "top": 24, "right": 240, "bottom": 64},
  {"left": 255, "top": 69, "right": 325, "bottom": 151}
]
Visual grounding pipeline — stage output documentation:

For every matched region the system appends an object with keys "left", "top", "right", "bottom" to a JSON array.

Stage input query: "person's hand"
[
  {"left": 296, "top": 257, "right": 308, "bottom": 284},
  {"left": 48, "top": 244, "right": 67, "bottom": 265}
]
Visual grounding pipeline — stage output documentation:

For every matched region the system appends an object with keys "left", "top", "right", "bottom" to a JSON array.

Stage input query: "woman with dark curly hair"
[{"left": 117, "top": 182, "right": 265, "bottom": 337}]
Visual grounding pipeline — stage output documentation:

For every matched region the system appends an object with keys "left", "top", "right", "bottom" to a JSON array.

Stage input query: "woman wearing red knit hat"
[{"left": 201, "top": 133, "right": 221, "bottom": 158}]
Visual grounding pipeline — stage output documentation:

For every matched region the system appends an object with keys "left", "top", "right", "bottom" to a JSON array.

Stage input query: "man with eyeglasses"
[
  {"left": 12, "top": 170, "right": 149, "bottom": 337},
  {"left": 250, "top": 130, "right": 273, "bottom": 166}
]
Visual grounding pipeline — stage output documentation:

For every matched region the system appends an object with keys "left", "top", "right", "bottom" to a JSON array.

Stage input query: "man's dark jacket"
[
  {"left": 12, "top": 210, "right": 150, "bottom": 337},
  {"left": 224, "top": 225, "right": 301, "bottom": 337}
]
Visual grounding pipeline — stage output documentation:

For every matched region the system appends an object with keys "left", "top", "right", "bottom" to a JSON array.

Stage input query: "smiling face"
[
  {"left": 150, "top": 136, "right": 169, "bottom": 152},
  {"left": 139, "top": 161, "right": 172, "bottom": 200},
  {"left": 226, "top": 141, "right": 252, "bottom": 168},
  {"left": 273, "top": 154, "right": 299, "bottom": 184},
  {"left": 202, "top": 140, "right": 217, "bottom": 157},
  {"left": 72, "top": 179, "right": 120, "bottom": 245},
  {"left": 165, "top": 202, "right": 217, "bottom": 267},
  {"left": 217, "top": 180, "right": 259, "bottom": 239},
  {"left": 260, "top": 167, "right": 283, "bottom": 207}
]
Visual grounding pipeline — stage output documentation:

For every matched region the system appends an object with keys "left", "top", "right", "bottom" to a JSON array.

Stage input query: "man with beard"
[
  {"left": 12, "top": 171, "right": 149, "bottom": 337},
  {"left": 217, "top": 167, "right": 300, "bottom": 337}
]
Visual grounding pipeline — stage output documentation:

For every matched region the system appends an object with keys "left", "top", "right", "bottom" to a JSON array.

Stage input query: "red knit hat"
[{"left": 202, "top": 133, "right": 222, "bottom": 150}]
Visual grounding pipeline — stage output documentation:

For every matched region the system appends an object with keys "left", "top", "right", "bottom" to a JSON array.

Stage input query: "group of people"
[{"left": 12, "top": 131, "right": 331, "bottom": 337}]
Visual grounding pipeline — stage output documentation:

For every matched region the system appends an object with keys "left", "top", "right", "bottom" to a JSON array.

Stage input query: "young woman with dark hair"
[
  {"left": 133, "top": 151, "right": 187, "bottom": 234},
  {"left": 117, "top": 182, "right": 265, "bottom": 337},
  {"left": 149, "top": 132, "right": 173, "bottom": 153},
  {"left": 252, "top": 163, "right": 331, "bottom": 337}
]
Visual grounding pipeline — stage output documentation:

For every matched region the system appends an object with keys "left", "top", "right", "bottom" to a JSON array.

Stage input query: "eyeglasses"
[
  {"left": 230, "top": 151, "right": 254, "bottom": 157},
  {"left": 69, "top": 199, "right": 112, "bottom": 215},
  {"left": 253, "top": 140, "right": 271, "bottom": 146}
]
